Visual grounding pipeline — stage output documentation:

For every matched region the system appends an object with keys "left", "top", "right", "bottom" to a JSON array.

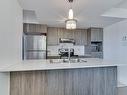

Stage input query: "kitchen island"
[{"left": 0, "top": 58, "right": 125, "bottom": 95}]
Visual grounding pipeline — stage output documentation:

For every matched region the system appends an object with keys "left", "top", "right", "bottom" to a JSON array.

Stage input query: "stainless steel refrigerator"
[{"left": 23, "top": 33, "right": 46, "bottom": 60}]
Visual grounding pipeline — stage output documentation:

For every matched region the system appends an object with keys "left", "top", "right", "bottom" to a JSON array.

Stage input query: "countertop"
[{"left": 0, "top": 58, "right": 126, "bottom": 72}]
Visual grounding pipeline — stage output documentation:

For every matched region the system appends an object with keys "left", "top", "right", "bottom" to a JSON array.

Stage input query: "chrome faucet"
[{"left": 68, "top": 48, "right": 71, "bottom": 62}]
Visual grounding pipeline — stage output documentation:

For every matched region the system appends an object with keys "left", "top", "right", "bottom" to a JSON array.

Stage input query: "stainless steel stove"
[{"left": 58, "top": 48, "right": 74, "bottom": 58}]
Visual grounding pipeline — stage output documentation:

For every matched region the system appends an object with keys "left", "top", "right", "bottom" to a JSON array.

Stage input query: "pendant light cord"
[{"left": 66, "top": 0, "right": 73, "bottom": 9}]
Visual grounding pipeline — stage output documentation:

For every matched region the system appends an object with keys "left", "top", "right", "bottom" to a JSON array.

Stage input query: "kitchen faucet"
[{"left": 68, "top": 48, "right": 71, "bottom": 62}]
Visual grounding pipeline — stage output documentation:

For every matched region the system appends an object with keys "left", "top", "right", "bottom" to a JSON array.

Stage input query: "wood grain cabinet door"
[
  {"left": 57, "top": 28, "right": 74, "bottom": 39},
  {"left": 63, "top": 30, "right": 74, "bottom": 39},
  {"left": 57, "top": 28, "right": 64, "bottom": 39},
  {"left": 35, "top": 24, "right": 47, "bottom": 33},
  {"left": 98, "top": 29, "right": 103, "bottom": 41},
  {"left": 91, "top": 29, "right": 98, "bottom": 41},
  {"left": 91, "top": 28, "right": 103, "bottom": 42},
  {"left": 47, "top": 27, "right": 58, "bottom": 45},
  {"left": 23, "top": 23, "right": 47, "bottom": 33},
  {"left": 81, "top": 29, "right": 87, "bottom": 45},
  {"left": 74, "top": 30, "right": 82, "bottom": 45},
  {"left": 74, "top": 29, "right": 87, "bottom": 45},
  {"left": 10, "top": 67, "right": 117, "bottom": 95}
]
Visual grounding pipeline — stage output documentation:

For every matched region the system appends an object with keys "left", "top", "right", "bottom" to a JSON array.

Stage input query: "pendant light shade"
[
  {"left": 68, "top": 9, "right": 74, "bottom": 19},
  {"left": 65, "top": 0, "right": 77, "bottom": 29},
  {"left": 66, "top": 9, "right": 77, "bottom": 29},
  {"left": 66, "top": 19, "right": 77, "bottom": 29}
]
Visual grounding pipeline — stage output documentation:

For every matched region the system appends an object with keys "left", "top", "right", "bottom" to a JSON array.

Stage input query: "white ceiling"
[
  {"left": 18, "top": 0, "right": 127, "bottom": 28},
  {"left": 102, "top": 8, "right": 127, "bottom": 18}
]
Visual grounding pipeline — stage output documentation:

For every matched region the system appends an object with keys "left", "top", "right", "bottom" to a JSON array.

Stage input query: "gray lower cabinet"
[{"left": 10, "top": 66, "right": 117, "bottom": 95}]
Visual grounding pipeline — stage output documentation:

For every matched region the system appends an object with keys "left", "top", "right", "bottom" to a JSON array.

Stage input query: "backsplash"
[{"left": 47, "top": 44, "right": 85, "bottom": 56}]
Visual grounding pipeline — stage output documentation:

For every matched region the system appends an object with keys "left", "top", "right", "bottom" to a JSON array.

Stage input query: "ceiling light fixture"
[
  {"left": 65, "top": 0, "right": 77, "bottom": 29},
  {"left": 68, "top": 9, "right": 74, "bottom": 19}
]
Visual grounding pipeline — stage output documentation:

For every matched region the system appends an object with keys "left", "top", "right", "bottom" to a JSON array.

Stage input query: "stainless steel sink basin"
[{"left": 49, "top": 59, "right": 87, "bottom": 64}]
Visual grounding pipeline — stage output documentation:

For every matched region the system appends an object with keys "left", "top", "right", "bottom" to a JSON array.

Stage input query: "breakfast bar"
[{"left": 0, "top": 58, "right": 124, "bottom": 95}]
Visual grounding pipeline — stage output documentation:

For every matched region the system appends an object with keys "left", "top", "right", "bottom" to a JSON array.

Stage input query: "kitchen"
[
  {"left": 0, "top": 0, "right": 127, "bottom": 95},
  {"left": 23, "top": 23, "right": 103, "bottom": 60}
]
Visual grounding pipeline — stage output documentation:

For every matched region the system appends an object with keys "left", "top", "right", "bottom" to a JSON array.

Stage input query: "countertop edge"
[{"left": 0, "top": 58, "right": 126, "bottom": 72}]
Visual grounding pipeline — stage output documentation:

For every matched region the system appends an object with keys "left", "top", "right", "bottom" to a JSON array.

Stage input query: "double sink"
[{"left": 50, "top": 58, "right": 87, "bottom": 64}]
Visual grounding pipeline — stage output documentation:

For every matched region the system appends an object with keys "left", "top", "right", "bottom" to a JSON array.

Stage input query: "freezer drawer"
[{"left": 25, "top": 51, "right": 46, "bottom": 59}]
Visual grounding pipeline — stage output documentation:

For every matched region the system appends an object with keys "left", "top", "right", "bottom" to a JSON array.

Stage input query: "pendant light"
[
  {"left": 65, "top": 0, "right": 77, "bottom": 29},
  {"left": 69, "top": 9, "right": 73, "bottom": 19}
]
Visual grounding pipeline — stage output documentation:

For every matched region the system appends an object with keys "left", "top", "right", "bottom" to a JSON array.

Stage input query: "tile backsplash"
[{"left": 47, "top": 44, "right": 85, "bottom": 56}]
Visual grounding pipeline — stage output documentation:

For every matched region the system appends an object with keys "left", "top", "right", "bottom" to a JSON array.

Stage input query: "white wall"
[
  {"left": 0, "top": 0, "right": 23, "bottom": 61},
  {"left": 104, "top": 19, "right": 127, "bottom": 85},
  {"left": 0, "top": 73, "right": 10, "bottom": 95},
  {"left": 0, "top": 0, "right": 23, "bottom": 95}
]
